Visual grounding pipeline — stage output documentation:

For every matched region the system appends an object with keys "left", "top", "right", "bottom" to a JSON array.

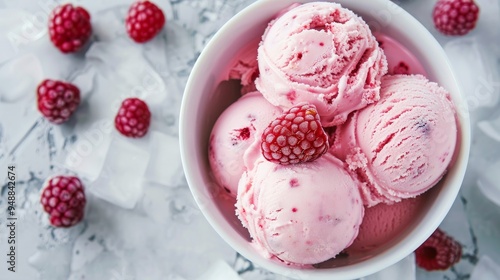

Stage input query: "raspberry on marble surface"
[
  {"left": 415, "top": 228, "right": 462, "bottom": 270},
  {"left": 126, "top": 0, "right": 166, "bottom": 43},
  {"left": 433, "top": 0, "right": 479, "bottom": 36},
  {"left": 49, "top": 4, "right": 92, "bottom": 53},
  {"left": 115, "top": 98, "right": 151, "bottom": 138},
  {"left": 37, "top": 79, "right": 81, "bottom": 124},
  {"left": 40, "top": 176, "right": 86, "bottom": 228}
]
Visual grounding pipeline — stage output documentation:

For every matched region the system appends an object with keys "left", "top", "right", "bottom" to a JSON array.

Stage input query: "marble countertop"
[{"left": 1, "top": 0, "right": 500, "bottom": 279}]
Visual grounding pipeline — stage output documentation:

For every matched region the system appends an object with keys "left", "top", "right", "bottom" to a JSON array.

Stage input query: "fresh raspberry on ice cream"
[
  {"left": 37, "top": 79, "right": 81, "bottom": 124},
  {"left": 48, "top": 4, "right": 92, "bottom": 53},
  {"left": 433, "top": 0, "right": 479, "bottom": 36},
  {"left": 40, "top": 176, "right": 86, "bottom": 228},
  {"left": 126, "top": 0, "right": 166, "bottom": 43},
  {"left": 261, "top": 103, "right": 328, "bottom": 165},
  {"left": 115, "top": 98, "right": 151, "bottom": 138},
  {"left": 415, "top": 228, "right": 462, "bottom": 270}
]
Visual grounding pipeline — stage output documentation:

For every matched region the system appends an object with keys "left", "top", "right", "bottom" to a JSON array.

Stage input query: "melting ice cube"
[
  {"left": 444, "top": 37, "right": 500, "bottom": 122},
  {"left": 144, "top": 131, "right": 183, "bottom": 186},
  {"left": 88, "top": 136, "right": 149, "bottom": 209}
]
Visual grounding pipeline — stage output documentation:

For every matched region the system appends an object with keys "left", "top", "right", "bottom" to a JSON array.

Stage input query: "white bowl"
[{"left": 179, "top": 0, "right": 471, "bottom": 279}]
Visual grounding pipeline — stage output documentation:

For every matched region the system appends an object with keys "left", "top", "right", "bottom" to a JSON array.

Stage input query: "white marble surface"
[{"left": 0, "top": 0, "right": 499, "bottom": 279}]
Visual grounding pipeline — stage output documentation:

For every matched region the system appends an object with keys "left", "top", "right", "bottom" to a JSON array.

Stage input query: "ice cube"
[
  {"left": 360, "top": 253, "right": 415, "bottom": 280},
  {"left": 0, "top": 9, "right": 45, "bottom": 63},
  {"left": 477, "top": 158, "right": 500, "bottom": 207},
  {"left": 85, "top": 40, "right": 168, "bottom": 117},
  {"left": 88, "top": 136, "right": 150, "bottom": 209},
  {"left": 59, "top": 119, "right": 113, "bottom": 182},
  {"left": 444, "top": 38, "right": 500, "bottom": 122},
  {"left": 0, "top": 54, "right": 42, "bottom": 158},
  {"left": 470, "top": 255, "right": 500, "bottom": 280},
  {"left": 144, "top": 131, "right": 183, "bottom": 186},
  {"left": 0, "top": 53, "right": 42, "bottom": 102},
  {"left": 196, "top": 260, "right": 243, "bottom": 280},
  {"left": 68, "top": 64, "right": 97, "bottom": 101}
]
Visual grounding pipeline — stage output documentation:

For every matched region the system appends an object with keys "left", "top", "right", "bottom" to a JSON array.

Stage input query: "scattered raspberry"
[
  {"left": 415, "top": 228, "right": 462, "bottom": 271},
  {"left": 433, "top": 0, "right": 479, "bottom": 36},
  {"left": 115, "top": 98, "right": 151, "bottom": 138},
  {"left": 261, "top": 103, "right": 329, "bottom": 164},
  {"left": 37, "top": 79, "right": 81, "bottom": 124},
  {"left": 126, "top": 0, "right": 166, "bottom": 43},
  {"left": 40, "top": 176, "right": 86, "bottom": 228},
  {"left": 49, "top": 4, "right": 92, "bottom": 53}
]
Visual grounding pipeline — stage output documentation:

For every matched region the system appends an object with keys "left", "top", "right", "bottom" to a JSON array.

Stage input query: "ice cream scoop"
[
  {"left": 347, "top": 195, "right": 427, "bottom": 253},
  {"left": 236, "top": 153, "right": 364, "bottom": 265},
  {"left": 208, "top": 91, "right": 282, "bottom": 196},
  {"left": 228, "top": 37, "right": 260, "bottom": 95},
  {"left": 255, "top": 2, "right": 387, "bottom": 126},
  {"left": 331, "top": 74, "right": 458, "bottom": 206}
]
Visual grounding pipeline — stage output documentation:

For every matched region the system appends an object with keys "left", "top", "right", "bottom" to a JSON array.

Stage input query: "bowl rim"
[{"left": 179, "top": 0, "right": 471, "bottom": 278}]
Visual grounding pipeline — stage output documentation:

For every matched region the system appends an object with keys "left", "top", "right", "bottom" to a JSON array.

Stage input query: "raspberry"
[
  {"left": 40, "top": 176, "right": 86, "bottom": 228},
  {"left": 48, "top": 4, "right": 92, "bottom": 53},
  {"left": 415, "top": 228, "right": 462, "bottom": 271},
  {"left": 261, "top": 103, "right": 329, "bottom": 165},
  {"left": 37, "top": 79, "right": 81, "bottom": 124},
  {"left": 115, "top": 98, "right": 151, "bottom": 138},
  {"left": 433, "top": 0, "right": 479, "bottom": 36},
  {"left": 126, "top": 0, "right": 166, "bottom": 43}
]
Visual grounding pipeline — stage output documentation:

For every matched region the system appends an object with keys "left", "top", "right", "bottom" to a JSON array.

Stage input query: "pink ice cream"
[
  {"left": 347, "top": 195, "right": 427, "bottom": 253},
  {"left": 374, "top": 34, "right": 427, "bottom": 76},
  {"left": 331, "top": 75, "right": 458, "bottom": 206},
  {"left": 236, "top": 153, "right": 364, "bottom": 265},
  {"left": 255, "top": 2, "right": 388, "bottom": 127},
  {"left": 207, "top": 1, "right": 461, "bottom": 267},
  {"left": 228, "top": 38, "right": 260, "bottom": 95},
  {"left": 209, "top": 91, "right": 282, "bottom": 196}
]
